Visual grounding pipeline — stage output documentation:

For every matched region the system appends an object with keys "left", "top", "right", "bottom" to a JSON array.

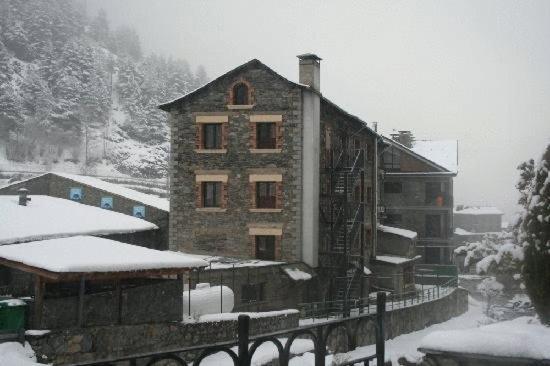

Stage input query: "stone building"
[
  {"left": 380, "top": 133, "right": 458, "bottom": 265},
  {"left": 454, "top": 206, "right": 503, "bottom": 233},
  {"left": 0, "top": 172, "right": 169, "bottom": 249},
  {"left": 159, "top": 54, "right": 382, "bottom": 304}
]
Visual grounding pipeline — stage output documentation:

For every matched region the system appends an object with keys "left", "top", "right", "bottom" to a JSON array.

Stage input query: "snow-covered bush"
[
  {"left": 518, "top": 144, "right": 550, "bottom": 325},
  {"left": 454, "top": 232, "right": 523, "bottom": 292},
  {"left": 477, "top": 277, "right": 504, "bottom": 315}
]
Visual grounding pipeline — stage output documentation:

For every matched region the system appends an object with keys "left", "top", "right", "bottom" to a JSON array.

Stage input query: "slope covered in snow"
[{"left": 411, "top": 140, "right": 458, "bottom": 173}]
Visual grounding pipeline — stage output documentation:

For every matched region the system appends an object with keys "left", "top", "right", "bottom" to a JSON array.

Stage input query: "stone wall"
[
  {"left": 168, "top": 63, "right": 304, "bottom": 261},
  {"left": 28, "top": 311, "right": 299, "bottom": 365}
]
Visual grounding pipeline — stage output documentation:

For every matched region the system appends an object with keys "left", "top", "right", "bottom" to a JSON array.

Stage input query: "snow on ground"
[
  {"left": 378, "top": 224, "right": 418, "bottom": 239},
  {"left": 298, "top": 296, "right": 490, "bottom": 365},
  {"left": 0, "top": 342, "right": 43, "bottom": 366},
  {"left": 419, "top": 316, "right": 550, "bottom": 360},
  {"left": 0, "top": 195, "right": 158, "bottom": 245},
  {"left": 197, "top": 337, "right": 314, "bottom": 366},
  {"left": 0, "top": 236, "right": 207, "bottom": 272}
]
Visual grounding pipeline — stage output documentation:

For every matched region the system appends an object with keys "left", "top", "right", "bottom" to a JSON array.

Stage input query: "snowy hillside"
[{"left": 0, "top": 0, "right": 207, "bottom": 178}]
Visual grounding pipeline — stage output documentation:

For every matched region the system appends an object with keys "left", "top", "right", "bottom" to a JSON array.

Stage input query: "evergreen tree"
[{"left": 520, "top": 144, "right": 550, "bottom": 324}]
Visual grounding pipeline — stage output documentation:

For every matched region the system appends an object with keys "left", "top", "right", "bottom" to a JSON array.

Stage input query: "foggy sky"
[{"left": 88, "top": 0, "right": 550, "bottom": 221}]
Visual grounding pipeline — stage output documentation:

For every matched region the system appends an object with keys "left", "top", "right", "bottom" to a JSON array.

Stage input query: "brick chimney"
[
  {"left": 390, "top": 130, "right": 415, "bottom": 148},
  {"left": 18, "top": 188, "right": 31, "bottom": 206},
  {"left": 297, "top": 53, "right": 321, "bottom": 92}
]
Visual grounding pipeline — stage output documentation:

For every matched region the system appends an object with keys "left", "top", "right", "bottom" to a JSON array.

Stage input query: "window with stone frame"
[
  {"left": 195, "top": 121, "right": 227, "bottom": 151},
  {"left": 256, "top": 182, "right": 277, "bottom": 209},
  {"left": 199, "top": 182, "right": 224, "bottom": 208},
  {"left": 256, "top": 122, "right": 277, "bottom": 149},
  {"left": 202, "top": 123, "right": 222, "bottom": 149},
  {"left": 232, "top": 82, "right": 249, "bottom": 105},
  {"left": 255, "top": 235, "right": 276, "bottom": 260}
]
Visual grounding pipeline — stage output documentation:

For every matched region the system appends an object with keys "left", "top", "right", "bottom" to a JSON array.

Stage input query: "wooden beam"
[
  {"left": 0, "top": 258, "right": 61, "bottom": 281},
  {"left": 0, "top": 256, "right": 202, "bottom": 283},
  {"left": 77, "top": 277, "right": 85, "bottom": 327},
  {"left": 34, "top": 275, "right": 44, "bottom": 328}
]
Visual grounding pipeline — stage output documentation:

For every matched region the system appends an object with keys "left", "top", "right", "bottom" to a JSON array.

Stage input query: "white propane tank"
[{"left": 182, "top": 283, "right": 234, "bottom": 318}]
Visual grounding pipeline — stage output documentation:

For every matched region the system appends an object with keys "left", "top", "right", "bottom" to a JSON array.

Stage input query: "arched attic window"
[{"left": 232, "top": 82, "right": 249, "bottom": 105}]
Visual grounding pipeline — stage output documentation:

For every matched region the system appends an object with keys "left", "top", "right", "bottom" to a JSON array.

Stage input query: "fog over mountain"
[{"left": 88, "top": 0, "right": 550, "bottom": 221}]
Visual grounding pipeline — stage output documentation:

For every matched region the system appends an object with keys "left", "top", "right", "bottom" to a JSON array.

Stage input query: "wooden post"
[
  {"left": 115, "top": 280, "right": 122, "bottom": 325},
  {"left": 34, "top": 275, "right": 44, "bottom": 328},
  {"left": 376, "top": 292, "right": 386, "bottom": 366},
  {"left": 315, "top": 325, "right": 326, "bottom": 366},
  {"left": 77, "top": 277, "right": 85, "bottom": 327},
  {"left": 188, "top": 272, "right": 192, "bottom": 317},
  {"left": 237, "top": 314, "right": 250, "bottom": 366}
]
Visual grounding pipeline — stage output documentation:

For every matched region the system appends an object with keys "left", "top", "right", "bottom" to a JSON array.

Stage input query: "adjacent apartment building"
[
  {"left": 159, "top": 54, "right": 383, "bottom": 303},
  {"left": 380, "top": 132, "right": 458, "bottom": 265}
]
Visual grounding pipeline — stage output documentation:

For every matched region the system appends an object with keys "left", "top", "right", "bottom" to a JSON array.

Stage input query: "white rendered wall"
[{"left": 301, "top": 90, "right": 321, "bottom": 267}]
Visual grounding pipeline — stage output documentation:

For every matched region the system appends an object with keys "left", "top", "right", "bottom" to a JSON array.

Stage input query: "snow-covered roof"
[
  {"left": 454, "top": 206, "right": 503, "bottom": 215},
  {"left": 0, "top": 236, "right": 207, "bottom": 273},
  {"left": 375, "top": 255, "right": 421, "bottom": 265},
  {"left": 0, "top": 195, "right": 158, "bottom": 245},
  {"left": 283, "top": 268, "right": 312, "bottom": 281},
  {"left": 411, "top": 140, "right": 458, "bottom": 174},
  {"left": 419, "top": 316, "right": 550, "bottom": 361},
  {"left": 181, "top": 254, "right": 283, "bottom": 269},
  {"left": 378, "top": 224, "right": 418, "bottom": 239},
  {"left": 53, "top": 172, "right": 169, "bottom": 211}
]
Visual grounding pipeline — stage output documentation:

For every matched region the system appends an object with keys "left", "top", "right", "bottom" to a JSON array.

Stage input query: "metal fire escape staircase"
[{"left": 320, "top": 146, "right": 366, "bottom": 315}]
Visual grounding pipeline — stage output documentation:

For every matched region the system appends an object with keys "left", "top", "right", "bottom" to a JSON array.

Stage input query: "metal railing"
[
  {"left": 69, "top": 293, "right": 389, "bottom": 366},
  {"left": 299, "top": 274, "right": 458, "bottom": 323}
]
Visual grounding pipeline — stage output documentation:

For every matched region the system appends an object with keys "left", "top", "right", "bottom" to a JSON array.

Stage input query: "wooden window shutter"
[
  {"left": 276, "top": 121, "right": 283, "bottom": 149},
  {"left": 195, "top": 182, "right": 203, "bottom": 208},
  {"left": 220, "top": 182, "right": 228, "bottom": 209},
  {"left": 222, "top": 123, "right": 229, "bottom": 149},
  {"left": 195, "top": 124, "right": 203, "bottom": 150},
  {"left": 276, "top": 182, "right": 283, "bottom": 209},
  {"left": 249, "top": 122, "right": 257, "bottom": 149},
  {"left": 274, "top": 236, "right": 282, "bottom": 260},
  {"left": 250, "top": 182, "right": 257, "bottom": 209}
]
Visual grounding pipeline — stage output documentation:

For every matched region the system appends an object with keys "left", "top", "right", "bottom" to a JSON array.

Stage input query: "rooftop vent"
[{"left": 18, "top": 188, "right": 31, "bottom": 206}]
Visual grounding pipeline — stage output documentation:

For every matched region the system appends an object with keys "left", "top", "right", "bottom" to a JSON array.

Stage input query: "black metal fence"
[
  {"left": 69, "top": 293, "right": 388, "bottom": 366},
  {"left": 299, "top": 273, "right": 458, "bottom": 322}
]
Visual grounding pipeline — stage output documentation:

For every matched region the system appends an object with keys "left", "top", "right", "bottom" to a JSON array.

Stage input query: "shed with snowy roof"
[
  {"left": 0, "top": 236, "right": 207, "bottom": 329},
  {"left": 0, "top": 172, "right": 169, "bottom": 249},
  {"left": 0, "top": 194, "right": 160, "bottom": 248},
  {"left": 372, "top": 225, "right": 419, "bottom": 294},
  {"left": 454, "top": 206, "right": 504, "bottom": 233}
]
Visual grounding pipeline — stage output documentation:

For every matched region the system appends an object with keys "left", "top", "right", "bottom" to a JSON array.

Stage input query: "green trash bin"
[{"left": 0, "top": 298, "right": 27, "bottom": 331}]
